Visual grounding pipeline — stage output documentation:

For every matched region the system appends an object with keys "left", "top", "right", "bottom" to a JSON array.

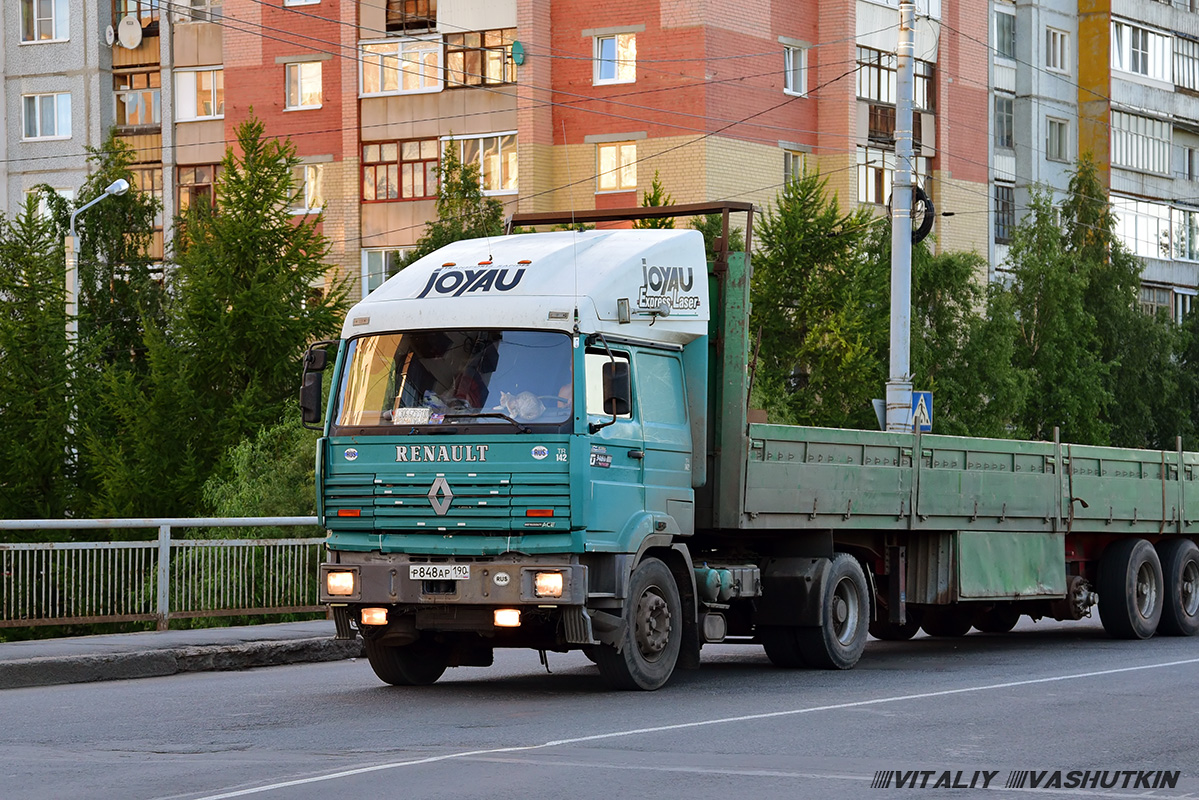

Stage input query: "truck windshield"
[{"left": 334, "top": 330, "right": 573, "bottom": 431}]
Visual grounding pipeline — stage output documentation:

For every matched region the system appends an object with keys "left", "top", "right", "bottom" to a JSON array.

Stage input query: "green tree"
[
  {"left": 400, "top": 139, "right": 504, "bottom": 266},
  {"left": 690, "top": 213, "right": 745, "bottom": 263},
  {"left": 0, "top": 197, "right": 75, "bottom": 521},
  {"left": 750, "top": 169, "right": 885, "bottom": 427},
  {"left": 632, "top": 170, "right": 675, "bottom": 229},
  {"left": 85, "top": 116, "right": 349, "bottom": 516}
]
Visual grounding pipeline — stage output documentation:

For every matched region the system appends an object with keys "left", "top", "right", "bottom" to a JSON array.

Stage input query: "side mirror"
[
  {"left": 300, "top": 340, "right": 336, "bottom": 429},
  {"left": 601, "top": 360, "right": 631, "bottom": 417}
]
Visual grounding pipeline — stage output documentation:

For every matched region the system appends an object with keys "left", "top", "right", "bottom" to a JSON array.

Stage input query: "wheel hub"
[
  {"left": 1135, "top": 562, "right": 1158, "bottom": 619},
  {"left": 635, "top": 589, "right": 671, "bottom": 660}
]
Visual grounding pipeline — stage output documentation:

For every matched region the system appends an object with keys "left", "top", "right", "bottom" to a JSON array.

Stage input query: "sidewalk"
[{"left": 0, "top": 621, "right": 364, "bottom": 690}]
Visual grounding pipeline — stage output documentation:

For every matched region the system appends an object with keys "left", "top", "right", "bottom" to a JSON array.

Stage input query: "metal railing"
[{"left": 0, "top": 517, "right": 323, "bottom": 630}]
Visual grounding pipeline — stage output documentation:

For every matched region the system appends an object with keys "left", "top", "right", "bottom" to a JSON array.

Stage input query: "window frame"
[
  {"left": 593, "top": 32, "right": 636, "bottom": 86},
  {"left": 994, "top": 183, "right": 1015, "bottom": 244},
  {"left": 285, "top": 61, "right": 323, "bottom": 110},
  {"left": 113, "top": 69, "right": 162, "bottom": 129},
  {"left": 21, "top": 92, "right": 72, "bottom": 141},
  {"left": 445, "top": 29, "right": 517, "bottom": 88},
  {"left": 784, "top": 150, "right": 805, "bottom": 184},
  {"left": 783, "top": 45, "right": 807, "bottom": 97},
  {"left": 175, "top": 67, "right": 224, "bottom": 122},
  {"left": 362, "top": 139, "right": 440, "bottom": 202},
  {"left": 21, "top": 0, "right": 69, "bottom": 43},
  {"left": 1111, "top": 20, "right": 1172, "bottom": 82},
  {"left": 441, "top": 132, "right": 518, "bottom": 195},
  {"left": 359, "top": 38, "right": 442, "bottom": 96},
  {"left": 1045, "top": 27, "right": 1069, "bottom": 73},
  {"left": 994, "top": 93, "right": 1015, "bottom": 150},
  {"left": 1046, "top": 116, "right": 1069, "bottom": 162},
  {"left": 995, "top": 10, "right": 1016, "bottom": 61},
  {"left": 1111, "top": 109, "right": 1171, "bottom": 175},
  {"left": 596, "top": 141, "right": 637, "bottom": 192},
  {"left": 178, "top": 164, "right": 221, "bottom": 213},
  {"left": 362, "top": 248, "right": 409, "bottom": 296},
  {"left": 290, "top": 163, "right": 325, "bottom": 214}
]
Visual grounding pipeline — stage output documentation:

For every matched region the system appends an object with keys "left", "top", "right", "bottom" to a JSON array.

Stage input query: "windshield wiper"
[{"left": 442, "top": 411, "right": 531, "bottom": 433}]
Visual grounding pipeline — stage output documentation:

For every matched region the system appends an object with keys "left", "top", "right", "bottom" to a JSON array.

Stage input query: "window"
[
  {"left": 22, "top": 92, "right": 71, "bottom": 140},
  {"left": 21, "top": 0, "right": 68, "bottom": 42},
  {"left": 1112, "top": 21, "right": 1172, "bottom": 82},
  {"left": 446, "top": 133, "right": 517, "bottom": 194},
  {"left": 597, "top": 142, "right": 637, "bottom": 192},
  {"left": 285, "top": 62, "right": 322, "bottom": 109},
  {"left": 994, "top": 183, "right": 1015, "bottom": 244},
  {"left": 1111, "top": 110, "right": 1171, "bottom": 174},
  {"left": 175, "top": 68, "right": 223, "bottom": 121},
  {"left": 386, "top": 0, "right": 435, "bottom": 33},
  {"left": 1186, "top": 147, "right": 1199, "bottom": 181},
  {"left": 1176, "top": 292, "right": 1194, "bottom": 324},
  {"left": 784, "top": 46, "right": 806, "bottom": 96},
  {"left": 284, "top": 0, "right": 320, "bottom": 5},
  {"left": 446, "top": 29, "right": 516, "bottom": 87},
  {"left": 361, "top": 39, "right": 441, "bottom": 95},
  {"left": 784, "top": 150, "right": 805, "bottom": 183},
  {"left": 913, "top": 59, "right": 935, "bottom": 111},
  {"left": 858, "top": 146, "right": 894, "bottom": 205},
  {"left": 291, "top": 164, "right": 324, "bottom": 213},
  {"left": 585, "top": 351, "right": 631, "bottom": 418},
  {"left": 178, "top": 164, "right": 220, "bottom": 211},
  {"left": 857, "top": 47, "right": 896, "bottom": 103},
  {"left": 25, "top": 187, "right": 74, "bottom": 219},
  {"left": 114, "top": 71, "right": 161, "bottom": 127},
  {"left": 175, "top": 0, "right": 222, "bottom": 22},
  {"left": 1046, "top": 28, "right": 1068, "bottom": 72},
  {"left": 994, "top": 94, "right": 1014, "bottom": 149},
  {"left": 1174, "top": 208, "right": 1199, "bottom": 261},
  {"left": 995, "top": 11, "right": 1016, "bottom": 60},
  {"left": 1046, "top": 117, "right": 1069, "bottom": 161},
  {"left": 1176, "top": 37, "right": 1199, "bottom": 92},
  {"left": 131, "top": 165, "right": 164, "bottom": 259},
  {"left": 1140, "top": 286, "right": 1172, "bottom": 317},
  {"left": 1112, "top": 196, "right": 1171, "bottom": 258},
  {"left": 363, "top": 139, "right": 439, "bottom": 201},
  {"left": 362, "top": 249, "right": 407, "bottom": 296},
  {"left": 114, "top": 0, "right": 159, "bottom": 32},
  {"left": 594, "top": 33, "right": 636, "bottom": 85}
]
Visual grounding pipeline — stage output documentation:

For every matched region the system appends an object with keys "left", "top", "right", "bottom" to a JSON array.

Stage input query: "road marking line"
[{"left": 189, "top": 656, "right": 1199, "bottom": 800}]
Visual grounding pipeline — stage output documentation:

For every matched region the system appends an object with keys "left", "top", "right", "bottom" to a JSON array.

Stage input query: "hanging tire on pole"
[
  {"left": 1098, "top": 538, "right": 1163, "bottom": 639},
  {"left": 594, "top": 557, "right": 683, "bottom": 690}
]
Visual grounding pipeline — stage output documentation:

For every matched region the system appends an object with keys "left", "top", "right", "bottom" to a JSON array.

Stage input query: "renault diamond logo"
[{"left": 428, "top": 476, "right": 453, "bottom": 516}]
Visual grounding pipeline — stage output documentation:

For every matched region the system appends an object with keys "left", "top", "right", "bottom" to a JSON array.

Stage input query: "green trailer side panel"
[{"left": 956, "top": 531, "right": 1066, "bottom": 599}]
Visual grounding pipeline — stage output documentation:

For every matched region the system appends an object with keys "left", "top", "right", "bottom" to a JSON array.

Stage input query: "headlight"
[
  {"left": 360, "top": 608, "right": 388, "bottom": 626},
  {"left": 494, "top": 609, "right": 521, "bottom": 627},
  {"left": 533, "top": 571, "right": 564, "bottom": 598},
  {"left": 326, "top": 570, "right": 356, "bottom": 596}
]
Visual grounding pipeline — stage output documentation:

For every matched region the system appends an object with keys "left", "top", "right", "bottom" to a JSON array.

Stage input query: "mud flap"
[{"left": 755, "top": 557, "right": 829, "bottom": 626}]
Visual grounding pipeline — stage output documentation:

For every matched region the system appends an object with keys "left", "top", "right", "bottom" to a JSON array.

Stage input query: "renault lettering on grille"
[{"left": 428, "top": 476, "right": 453, "bottom": 515}]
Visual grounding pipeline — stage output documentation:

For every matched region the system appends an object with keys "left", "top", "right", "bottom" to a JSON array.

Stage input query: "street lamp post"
[{"left": 65, "top": 178, "right": 130, "bottom": 351}]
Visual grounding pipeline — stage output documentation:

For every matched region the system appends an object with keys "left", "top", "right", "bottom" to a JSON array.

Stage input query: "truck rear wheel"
[
  {"left": 761, "top": 626, "right": 807, "bottom": 668},
  {"left": 1156, "top": 538, "right": 1199, "bottom": 637},
  {"left": 594, "top": 558, "right": 682, "bottom": 690},
  {"left": 1098, "top": 538, "right": 1163, "bottom": 639},
  {"left": 364, "top": 635, "right": 449, "bottom": 686},
  {"left": 795, "top": 553, "right": 870, "bottom": 670}
]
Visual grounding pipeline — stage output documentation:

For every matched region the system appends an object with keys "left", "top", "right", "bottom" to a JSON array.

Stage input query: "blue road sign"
[{"left": 911, "top": 391, "right": 932, "bottom": 432}]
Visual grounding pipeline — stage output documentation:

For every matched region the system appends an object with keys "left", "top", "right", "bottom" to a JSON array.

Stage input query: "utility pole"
[{"left": 885, "top": 1, "right": 916, "bottom": 432}]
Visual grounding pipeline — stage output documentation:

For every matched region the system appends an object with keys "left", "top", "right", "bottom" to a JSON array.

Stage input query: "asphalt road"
[{"left": 2, "top": 617, "right": 1197, "bottom": 800}]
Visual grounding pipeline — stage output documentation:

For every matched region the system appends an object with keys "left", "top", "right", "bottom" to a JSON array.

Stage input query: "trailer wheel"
[
  {"left": 972, "top": 605, "right": 1021, "bottom": 634},
  {"left": 364, "top": 635, "right": 449, "bottom": 686},
  {"left": 920, "top": 606, "right": 973, "bottom": 637},
  {"left": 1155, "top": 539, "right": 1199, "bottom": 637},
  {"left": 795, "top": 554, "right": 870, "bottom": 670},
  {"left": 869, "top": 605, "right": 925, "bottom": 641},
  {"left": 1098, "top": 538, "right": 1163, "bottom": 639},
  {"left": 594, "top": 558, "right": 682, "bottom": 690}
]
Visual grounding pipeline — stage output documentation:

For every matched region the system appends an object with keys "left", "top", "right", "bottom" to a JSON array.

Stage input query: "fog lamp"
[
  {"left": 494, "top": 608, "right": 521, "bottom": 627},
  {"left": 534, "top": 571, "right": 564, "bottom": 598},
  {"left": 326, "top": 570, "right": 356, "bottom": 596},
  {"left": 360, "top": 607, "right": 389, "bottom": 626}
]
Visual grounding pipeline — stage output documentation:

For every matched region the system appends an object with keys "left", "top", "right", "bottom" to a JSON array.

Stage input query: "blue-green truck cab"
[{"left": 304, "top": 203, "right": 1199, "bottom": 690}]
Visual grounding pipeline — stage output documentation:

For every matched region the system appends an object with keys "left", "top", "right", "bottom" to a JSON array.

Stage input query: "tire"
[
  {"left": 1155, "top": 538, "right": 1199, "bottom": 637},
  {"left": 972, "top": 605, "right": 1021, "bottom": 634},
  {"left": 594, "top": 558, "right": 682, "bottom": 690},
  {"left": 795, "top": 553, "right": 870, "bottom": 670},
  {"left": 870, "top": 604, "right": 925, "bottom": 641},
  {"left": 920, "top": 606, "right": 974, "bottom": 637},
  {"left": 761, "top": 625, "right": 807, "bottom": 668},
  {"left": 364, "top": 636, "right": 449, "bottom": 686},
  {"left": 1098, "top": 538, "right": 1163, "bottom": 640}
]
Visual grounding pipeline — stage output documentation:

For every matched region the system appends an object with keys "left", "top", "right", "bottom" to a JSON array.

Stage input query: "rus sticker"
[
  {"left": 531, "top": 445, "right": 549, "bottom": 460},
  {"left": 343, "top": 448, "right": 359, "bottom": 461}
]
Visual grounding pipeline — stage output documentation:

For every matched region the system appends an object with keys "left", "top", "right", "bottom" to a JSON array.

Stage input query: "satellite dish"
[
  {"left": 105, "top": 25, "right": 115, "bottom": 46},
  {"left": 117, "top": 14, "right": 142, "bottom": 49}
]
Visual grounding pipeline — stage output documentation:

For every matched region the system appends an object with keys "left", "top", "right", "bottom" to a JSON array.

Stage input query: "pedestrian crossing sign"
[{"left": 912, "top": 391, "right": 932, "bottom": 432}]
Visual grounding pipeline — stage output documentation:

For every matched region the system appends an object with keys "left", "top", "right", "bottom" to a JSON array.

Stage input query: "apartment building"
[
  {"left": 3, "top": 0, "right": 992, "bottom": 302},
  {"left": 993, "top": 0, "right": 1199, "bottom": 321}
]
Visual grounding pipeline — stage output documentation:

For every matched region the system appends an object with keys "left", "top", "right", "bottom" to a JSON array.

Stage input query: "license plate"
[{"left": 409, "top": 564, "right": 470, "bottom": 581}]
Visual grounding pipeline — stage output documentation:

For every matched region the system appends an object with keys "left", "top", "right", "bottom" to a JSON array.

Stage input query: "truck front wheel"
[
  {"left": 364, "top": 635, "right": 449, "bottom": 686},
  {"left": 594, "top": 558, "right": 682, "bottom": 690},
  {"left": 1098, "top": 538, "right": 1163, "bottom": 640}
]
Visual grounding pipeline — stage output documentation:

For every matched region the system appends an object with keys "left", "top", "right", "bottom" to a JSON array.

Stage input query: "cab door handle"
[{"left": 628, "top": 449, "right": 644, "bottom": 459}]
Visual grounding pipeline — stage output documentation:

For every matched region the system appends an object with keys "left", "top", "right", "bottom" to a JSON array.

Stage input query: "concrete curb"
[{"left": 0, "top": 637, "right": 365, "bottom": 690}]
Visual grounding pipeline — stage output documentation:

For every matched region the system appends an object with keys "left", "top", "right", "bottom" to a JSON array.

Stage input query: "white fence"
[{"left": 0, "top": 518, "right": 324, "bottom": 630}]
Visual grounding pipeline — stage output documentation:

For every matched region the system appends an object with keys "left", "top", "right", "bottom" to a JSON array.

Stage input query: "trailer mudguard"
[{"left": 756, "top": 556, "right": 830, "bottom": 626}]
